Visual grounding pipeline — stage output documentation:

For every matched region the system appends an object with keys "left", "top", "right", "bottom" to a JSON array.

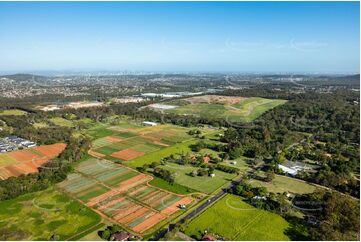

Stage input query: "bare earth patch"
[{"left": 110, "top": 149, "right": 145, "bottom": 161}]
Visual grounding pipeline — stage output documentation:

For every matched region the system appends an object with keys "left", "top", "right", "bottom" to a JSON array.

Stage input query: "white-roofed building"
[
  {"left": 278, "top": 164, "right": 298, "bottom": 176},
  {"left": 142, "top": 121, "right": 158, "bottom": 126}
]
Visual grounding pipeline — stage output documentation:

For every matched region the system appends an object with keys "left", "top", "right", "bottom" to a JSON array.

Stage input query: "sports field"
[
  {"left": 184, "top": 194, "right": 290, "bottom": 240},
  {"left": 58, "top": 158, "right": 194, "bottom": 234},
  {"left": 0, "top": 109, "right": 27, "bottom": 116},
  {"left": 89, "top": 124, "right": 192, "bottom": 162},
  {"left": 0, "top": 143, "right": 66, "bottom": 180},
  {"left": 0, "top": 188, "right": 101, "bottom": 240},
  {"left": 161, "top": 95, "right": 286, "bottom": 123}
]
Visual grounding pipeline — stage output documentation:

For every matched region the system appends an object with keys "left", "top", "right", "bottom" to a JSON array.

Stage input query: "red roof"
[{"left": 202, "top": 235, "right": 217, "bottom": 241}]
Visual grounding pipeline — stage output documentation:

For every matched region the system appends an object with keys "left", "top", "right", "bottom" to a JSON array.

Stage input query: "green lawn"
[
  {"left": 160, "top": 163, "right": 236, "bottom": 194},
  {"left": 0, "top": 109, "right": 27, "bottom": 116},
  {"left": 148, "top": 176, "right": 196, "bottom": 195},
  {"left": 0, "top": 188, "right": 101, "bottom": 240},
  {"left": 221, "top": 156, "right": 253, "bottom": 172},
  {"left": 184, "top": 194, "right": 290, "bottom": 241},
  {"left": 49, "top": 117, "right": 74, "bottom": 127},
  {"left": 249, "top": 173, "right": 316, "bottom": 194}
]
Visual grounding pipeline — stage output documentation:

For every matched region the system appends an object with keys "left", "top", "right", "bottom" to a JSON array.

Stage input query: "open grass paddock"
[
  {"left": 184, "top": 194, "right": 290, "bottom": 241},
  {"left": 160, "top": 163, "right": 237, "bottom": 194},
  {"left": 0, "top": 188, "right": 101, "bottom": 240},
  {"left": 249, "top": 173, "right": 316, "bottom": 194},
  {"left": 162, "top": 95, "right": 286, "bottom": 123},
  {"left": 49, "top": 117, "right": 75, "bottom": 127},
  {"left": 0, "top": 109, "right": 27, "bottom": 116}
]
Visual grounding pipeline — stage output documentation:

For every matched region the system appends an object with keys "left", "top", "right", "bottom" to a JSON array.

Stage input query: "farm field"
[
  {"left": 160, "top": 163, "right": 237, "bottom": 194},
  {"left": 58, "top": 158, "right": 195, "bottom": 234},
  {"left": 249, "top": 173, "right": 316, "bottom": 194},
  {"left": 0, "top": 143, "right": 66, "bottom": 180},
  {"left": 89, "top": 123, "right": 195, "bottom": 163},
  {"left": 0, "top": 188, "right": 101, "bottom": 240},
  {"left": 0, "top": 109, "right": 27, "bottom": 116},
  {"left": 127, "top": 139, "right": 196, "bottom": 168},
  {"left": 184, "top": 194, "right": 290, "bottom": 241},
  {"left": 161, "top": 95, "right": 287, "bottom": 123}
]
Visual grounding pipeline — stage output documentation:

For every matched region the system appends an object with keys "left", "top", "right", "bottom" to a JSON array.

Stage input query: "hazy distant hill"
[{"left": 0, "top": 73, "right": 47, "bottom": 82}]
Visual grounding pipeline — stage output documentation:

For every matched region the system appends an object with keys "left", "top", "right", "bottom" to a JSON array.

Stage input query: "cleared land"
[
  {"left": 160, "top": 163, "right": 237, "bottom": 194},
  {"left": 0, "top": 188, "right": 101, "bottom": 240},
  {"left": 58, "top": 158, "right": 194, "bottom": 234},
  {"left": 49, "top": 117, "right": 75, "bottom": 127},
  {"left": 0, "top": 109, "right": 27, "bottom": 116},
  {"left": 249, "top": 172, "right": 316, "bottom": 194},
  {"left": 184, "top": 194, "right": 290, "bottom": 241},
  {"left": 0, "top": 143, "right": 66, "bottom": 180},
  {"left": 161, "top": 95, "right": 287, "bottom": 123}
]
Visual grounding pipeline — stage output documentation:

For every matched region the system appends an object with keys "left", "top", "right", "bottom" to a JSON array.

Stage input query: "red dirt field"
[
  {"left": 132, "top": 213, "right": 167, "bottom": 233},
  {"left": 8, "top": 150, "right": 39, "bottom": 162},
  {"left": 106, "top": 136, "right": 123, "bottom": 142},
  {"left": 87, "top": 174, "right": 152, "bottom": 207},
  {"left": 118, "top": 207, "right": 149, "bottom": 224},
  {"left": 161, "top": 197, "right": 193, "bottom": 215},
  {"left": 110, "top": 149, "right": 145, "bottom": 160},
  {"left": 33, "top": 143, "right": 66, "bottom": 157},
  {"left": 0, "top": 143, "right": 66, "bottom": 180},
  {"left": 88, "top": 149, "right": 106, "bottom": 158}
]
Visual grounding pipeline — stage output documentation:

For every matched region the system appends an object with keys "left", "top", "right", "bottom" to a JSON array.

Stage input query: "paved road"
[
  {"left": 178, "top": 167, "right": 261, "bottom": 224},
  {"left": 155, "top": 166, "right": 262, "bottom": 240}
]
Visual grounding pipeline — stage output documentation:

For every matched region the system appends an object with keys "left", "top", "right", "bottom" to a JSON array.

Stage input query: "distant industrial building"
[{"left": 0, "top": 136, "right": 36, "bottom": 153}]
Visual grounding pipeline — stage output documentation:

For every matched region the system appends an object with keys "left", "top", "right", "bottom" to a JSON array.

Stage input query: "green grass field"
[
  {"left": 231, "top": 97, "right": 287, "bottom": 122},
  {"left": 126, "top": 139, "right": 196, "bottom": 168},
  {"left": 164, "top": 97, "right": 286, "bottom": 123},
  {"left": 33, "top": 122, "right": 49, "bottom": 129},
  {"left": 184, "top": 194, "right": 290, "bottom": 240},
  {"left": 0, "top": 109, "right": 27, "bottom": 116},
  {"left": 160, "top": 163, "right": 236, "bottom": 194},
  {"left": 249, "top": 173, "right": 316, "bottom": 194},
  {"left": 49, "top": 117, "right": 74, "bottom": 127},
  {"left": 0, "top": 188, "right": 101, "bottom": 241},
  {"left": 148, "top": 177, "right": 196, "bottom": 195}
]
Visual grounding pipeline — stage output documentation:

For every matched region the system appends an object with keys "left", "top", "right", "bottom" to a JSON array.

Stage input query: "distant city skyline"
[{"left": 0, "top": 1, "right": 359, "bottom": 74}]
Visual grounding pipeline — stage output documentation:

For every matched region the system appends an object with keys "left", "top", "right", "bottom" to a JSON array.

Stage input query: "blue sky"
[{"left": 0, "top": 1, "right": 359, "bottom": 73}]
